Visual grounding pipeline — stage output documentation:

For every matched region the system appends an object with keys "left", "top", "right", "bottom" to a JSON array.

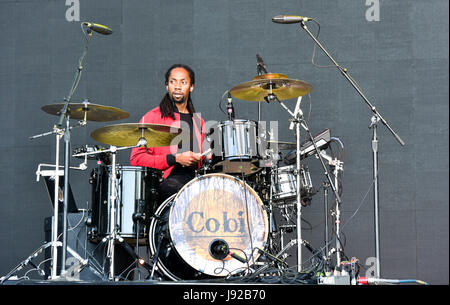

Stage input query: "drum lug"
[{"left": 85, "top": 210, "right": 93, "bottom": 227}]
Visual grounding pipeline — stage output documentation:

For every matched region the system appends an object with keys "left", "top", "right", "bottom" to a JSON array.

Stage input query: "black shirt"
[{"left": 166, "top": 111, "right": 197, "bottom": 176}]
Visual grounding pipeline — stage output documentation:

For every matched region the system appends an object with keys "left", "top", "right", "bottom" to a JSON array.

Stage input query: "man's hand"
[{"left": 175, "top": 151, "right": 202, "bottom": 167}]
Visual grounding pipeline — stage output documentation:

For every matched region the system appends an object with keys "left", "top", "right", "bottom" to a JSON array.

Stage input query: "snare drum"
[
  {"left": 88, "top": 165, "right": 162, "bottom": 243},
  {"left": 148, "top": 173, "right": 268, "bottom": 281},
  {"left": 271, "top": 165, "right": 315, "bottom": 204},
  {"left": 212, "top": 120, "right": 261, "bottom": 175}
]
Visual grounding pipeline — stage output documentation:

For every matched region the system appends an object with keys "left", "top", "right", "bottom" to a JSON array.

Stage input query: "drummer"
[{"left": 130, "top": 64, "right": 207, "bottom": 203}]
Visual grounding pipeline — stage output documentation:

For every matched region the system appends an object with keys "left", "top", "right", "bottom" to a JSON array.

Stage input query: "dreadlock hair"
[{"left": 159, "top": 64, "right": 196, "bottom": 119}]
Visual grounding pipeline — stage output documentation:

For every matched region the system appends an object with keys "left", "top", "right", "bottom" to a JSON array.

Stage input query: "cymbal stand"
[
  {"left": 266, "top": 92, "right": 342, "bottom": 273},
  {"left": 29, "top": 114, "right": 91, "bottom": 280},
  {"left": 297, "top": 19, "right": 405, "bottom": 277},
  {"left": 73, "top": 142, "right": 142, "bottom": 281}
]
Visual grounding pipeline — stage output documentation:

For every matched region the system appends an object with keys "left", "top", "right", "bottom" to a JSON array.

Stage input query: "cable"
[
  {"left": 307, "top": 18, "right": 335, "bottom": 69},
  {"left": 218, "top": 90, "right": 228, "bottom": 117}
]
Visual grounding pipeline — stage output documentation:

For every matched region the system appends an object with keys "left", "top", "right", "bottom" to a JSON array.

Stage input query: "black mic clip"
[
  {"left": 227, "top": 91, "right": 235, "bottom": 120},
  {"left": 256, "top": 54, "right": 268, "bottom": 75}
]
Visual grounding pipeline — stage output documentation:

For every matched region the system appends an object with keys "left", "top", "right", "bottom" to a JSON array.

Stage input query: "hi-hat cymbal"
[
  {"left": 42, "top": 102, "right": 130, "bottom": 122},
  {"left": 229, "top": 73, "right": 312, "bottom": 101},
  {"left": 90, "top": 123, "right": 181, "bottom": 147}
]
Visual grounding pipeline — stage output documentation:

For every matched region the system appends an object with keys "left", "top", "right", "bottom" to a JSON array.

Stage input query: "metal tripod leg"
[{"left": 150, "top": 233, "right": 164, "bottom": 279}]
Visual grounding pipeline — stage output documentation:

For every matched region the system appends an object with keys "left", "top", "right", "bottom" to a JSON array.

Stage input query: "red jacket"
[{"left": 130, "top": 106, "right": 205, "bottom": 179}]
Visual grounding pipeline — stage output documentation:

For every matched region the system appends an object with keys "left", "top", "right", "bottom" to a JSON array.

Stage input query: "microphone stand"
[
  {"left": 50, "top": 28, "right": 93, "bottom": 278},
  {"left": 297, "top": 19, "right": 405, "bottom": 277}
]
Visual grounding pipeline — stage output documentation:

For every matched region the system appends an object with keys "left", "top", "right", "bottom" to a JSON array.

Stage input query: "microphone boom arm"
[{"left": 297, "top": 20, "right": 405, "bottom": 146}]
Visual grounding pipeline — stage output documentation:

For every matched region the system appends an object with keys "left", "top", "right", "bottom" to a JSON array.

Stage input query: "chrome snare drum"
[
  {"left": 212, "top": 120, "right": 262, "bottom": 175},
  {"left": 271, "top": 165, "right": 316, "bottom": 205}
]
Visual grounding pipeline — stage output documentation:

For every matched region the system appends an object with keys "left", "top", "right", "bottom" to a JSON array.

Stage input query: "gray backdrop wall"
[{"left": 0, "top": 0, "right": 448, "bottom": 284}]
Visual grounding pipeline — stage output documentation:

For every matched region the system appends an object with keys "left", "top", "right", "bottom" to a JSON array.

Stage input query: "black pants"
[{"left": 159, "top": 173, "right": 195, "bottom": 204}]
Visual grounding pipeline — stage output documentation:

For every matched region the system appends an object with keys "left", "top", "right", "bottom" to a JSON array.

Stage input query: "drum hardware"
[
  {"left": 82, "top": 122, "right": 179, "bottom": 281},
  {"left": 75, "top": 149, "right": 143, "bottom": 280},
  {"left": 148, "top": 174, "right": 268, "bottom": 281},
  {"left": 73, "top": 145, "right": 111, "bottom": 165},
  {"left": 318, "top": 149, "right": 344, "bottom": 266},
  {"left": 226, "top": 91, "right": 236, "bottom": 120},
  {"left": 321, "top": 181, "right": 333, "bottom": 272},
  {"left": 132, "top": 200, "right": 146, "bottom": 277},
  {"left": 0, "top": 241, "right": 102, "bottom": 284},
  {"left": 268, "top": 91, "right": 341, "bottom": 272},
  {"left": 246, "top": 238, "right": 298, "bottom": 278},
  {"left": 27, "top": 24, "right": 127, "bottom": 278},
  {"left": 285, "top": 18, "right": 406, "bottom": 278}
]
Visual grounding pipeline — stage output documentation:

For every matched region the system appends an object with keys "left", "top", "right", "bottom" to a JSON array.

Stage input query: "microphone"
[
  {"left": 82, "top": 22, "right": 113, "bottom": 35},
  {"left": 256, "top": 53, "right": 268, "bottom": 75},
  {"left": 227, "top": 91, "right": 235, "bottom": 120},
  {"left": 209, "top": 239, "right": 229, "bottom": 260},
  {"left": 209, "top": 239, "right": 248, "bottom": 263},
  {"left": 272, "top": 15, "right": 311, "bottom": 24}
]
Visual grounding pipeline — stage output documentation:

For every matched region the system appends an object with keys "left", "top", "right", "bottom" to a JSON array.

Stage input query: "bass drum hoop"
[
  {"left": 148, "top": 194, "right": 178, "bottom": 281},
  {"left": 148, "top": 173, "right": 268, "bottom": 281}
]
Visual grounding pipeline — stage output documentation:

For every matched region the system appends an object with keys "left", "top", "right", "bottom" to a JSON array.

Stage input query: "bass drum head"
[{"left": 148, "top": 173, "right": 268, "bottom": 281}]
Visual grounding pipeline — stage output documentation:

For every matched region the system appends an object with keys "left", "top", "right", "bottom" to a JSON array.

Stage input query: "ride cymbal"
[{"left": 90, "top": 123, "right": 181, "bottom": 147}]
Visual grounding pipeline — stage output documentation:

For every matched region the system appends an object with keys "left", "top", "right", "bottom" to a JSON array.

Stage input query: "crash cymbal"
[
  {"left": 229, "top": 74, "right": 312, "bottom": 101},
  {"left": 267, "top": 140, "right": 296, "bottom": 150},
  {"left": 90, "top": 123, "right": 181, "bottom": 147},
  {"left": 42, "top": 102, "right": 130, "bottom": 122}
]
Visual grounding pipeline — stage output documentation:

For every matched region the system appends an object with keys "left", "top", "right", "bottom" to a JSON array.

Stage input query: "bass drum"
[{"left": 148, "top": 173, "right": 268, "bottom": 281}]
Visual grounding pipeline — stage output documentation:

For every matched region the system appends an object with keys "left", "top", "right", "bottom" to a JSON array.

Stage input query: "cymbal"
[
  {"left": 42, "top": 102, "right": 130, "bottom": 122},
  {"left": 90, "top": 123, "right": 181, "bottom": 147},
  {"left": 229, "top": 73, "right": 312, "bottom": 101},
  {"left": 267, "top": 140, "right": 296, "bottom": 150}
]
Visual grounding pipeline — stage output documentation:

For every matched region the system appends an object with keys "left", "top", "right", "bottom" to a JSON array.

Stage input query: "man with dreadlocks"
[{"left": 130, "top": 64, "right": 206, "bottom": 203}]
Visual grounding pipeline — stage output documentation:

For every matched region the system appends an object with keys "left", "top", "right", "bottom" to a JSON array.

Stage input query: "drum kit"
[
  {"left": 0, "top": 17, "right": 408, "bottom": 285},
  {"left": 19, "top": 65, "right": 347, "bottom": 283}
]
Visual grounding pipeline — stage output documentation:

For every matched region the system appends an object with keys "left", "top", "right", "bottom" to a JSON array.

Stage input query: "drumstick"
[{"left": 201, "top": 148, "right": 212, "bottom": 157}]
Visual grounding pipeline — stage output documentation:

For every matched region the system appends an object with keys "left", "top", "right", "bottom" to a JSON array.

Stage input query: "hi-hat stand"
[{"left": 296, "top": 18, "right": 405, "bottom": 278}]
